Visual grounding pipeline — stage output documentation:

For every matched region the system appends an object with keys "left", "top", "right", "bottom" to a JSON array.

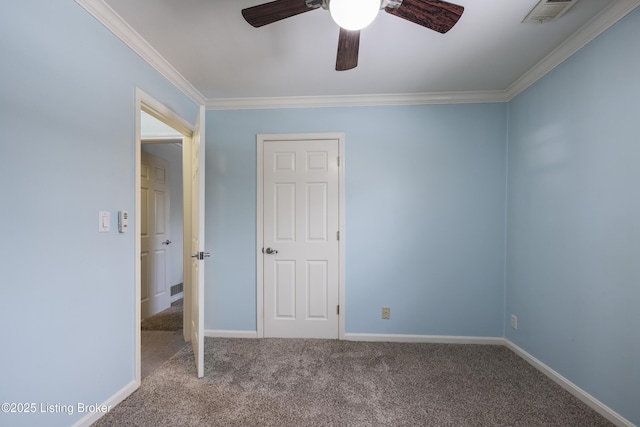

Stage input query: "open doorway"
[
  {"left": 134, "top": 89, "right": 199, "bottom": 385},
  {"left": 140, "top": 111, "right": 187, "bottom": 379},
  {"left": 135, "top": 89, "right": 206, "bottom": 382}
]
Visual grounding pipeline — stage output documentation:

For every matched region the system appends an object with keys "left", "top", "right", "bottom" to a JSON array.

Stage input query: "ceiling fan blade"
[
  {"left": 336, "top": 28, "right": 360, "bottom": 71},
  {"left": 386, "top": 0, "right": 464, "bottom": 34},
  {"left": 242, "top": 0, "right": 315, "bottom": 28}
]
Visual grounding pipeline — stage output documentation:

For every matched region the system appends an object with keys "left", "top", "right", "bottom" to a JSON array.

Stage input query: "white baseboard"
[
  {"left": 72, "top": 379, "right": 138, "bottom": 427},
  {"left": 344, "top": 333, "right": 505, "bottom": 345},
  {"left": 204, "top": 331, "right": 504, "bottom": 344},
  {"left": 204, "top": 329, "right": 258, "bottom": 339},
  {"left": 344, "top": 334, "right": 632, "bottom": 425},
  {"left": 80, "top": 333, "right": 631, "bottom": 427},
  {"left": 170, "top": 291, "right": 184, "bottom": 303},
  {"left": 504, "top": 340, "right": 633, "bottom": 427}
]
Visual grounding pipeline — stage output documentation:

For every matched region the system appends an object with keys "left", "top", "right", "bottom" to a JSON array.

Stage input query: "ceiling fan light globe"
[{"left": 330, "top": 0, "right": 380, "bottom": 31}]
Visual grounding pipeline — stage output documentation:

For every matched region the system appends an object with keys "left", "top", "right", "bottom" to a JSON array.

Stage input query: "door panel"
[
  {"left": 186, "top": 106, "right": 205, "bottom": 378},
  {"left": 307, "top": 260, "right": 328, "bottom": 319},
  {"left": 275, "top": 260, "right": 296, "bottom": 318},
  {"left": 275, "top": 184, "right": 296, "bottom": 241},
  {"left": 307, "top": 183, "right": 328, "bottom": 241},
  {"left": 141, "top": 187, "right": 150, "bottom": 305},
  {"left": 141, "top": 151, "right": 170, "bottom": 319},
  {"left": 263, "top": 138, "right": 340, "bottom": 339},
  {"left": 140, "top": 253, "right": 149, "bottom": 302}
]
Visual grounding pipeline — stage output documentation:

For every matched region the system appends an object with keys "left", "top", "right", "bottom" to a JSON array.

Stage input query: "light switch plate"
[{"left": 99, "top": 211, "right": 110, "bottom": 232}]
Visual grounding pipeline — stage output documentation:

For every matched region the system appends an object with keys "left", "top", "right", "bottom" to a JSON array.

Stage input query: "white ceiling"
[{"left": 88, "top": 0, "right": 639, "bottom": 107}]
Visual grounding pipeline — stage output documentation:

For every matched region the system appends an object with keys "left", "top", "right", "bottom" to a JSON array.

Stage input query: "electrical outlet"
[
  {"left": 511, "top": 314, "right": 518, "bottom": 330},
  {"left": 382, "top": 307, "right": 390, "bottom": 320}
]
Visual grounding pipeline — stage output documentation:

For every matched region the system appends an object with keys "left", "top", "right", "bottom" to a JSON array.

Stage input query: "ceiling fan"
[{"left": 242, "top": 0, "right": 464, "bottom": 71}]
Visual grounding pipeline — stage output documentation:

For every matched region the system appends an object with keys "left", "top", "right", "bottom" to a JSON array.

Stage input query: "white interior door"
[
  {"left": 184, "top": 106, "right": 205, "bottom": 378},
  {"left": 141, "top": 151, "right": 171, "bottom": 319},
  {"left": 262, "top": 137, "right": 340, "bottom": 339}
]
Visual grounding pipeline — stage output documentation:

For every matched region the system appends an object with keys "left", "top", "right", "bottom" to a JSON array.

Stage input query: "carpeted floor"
[
  {"left": 141, "top": 330, "right": 188, "bottom": 380},
  {"left": 93, "top": 338, "right": 612, "bottom": 426},
  {"left": 141, "top": 298, "right": 187, "bottom": 379},
  {"left": 141, "top": 299, "right": 183, "bottom": 331}
]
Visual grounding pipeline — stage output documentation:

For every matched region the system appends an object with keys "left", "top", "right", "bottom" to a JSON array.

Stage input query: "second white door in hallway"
[{"left": 141, "top": 150, "right": 171, "bottom": 319}]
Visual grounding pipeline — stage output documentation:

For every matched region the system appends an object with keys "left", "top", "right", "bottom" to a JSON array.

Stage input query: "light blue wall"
[
  {"left": 0, "top": 2, "right": 197, "bottom": 426},
  {"left": 506, "top": 8, "right": 640, "bottom": 425},
  {"left": 206, "top": 104, "right": 508, "bottom": 336},
  {"left": 2, "top": 0, "right": 637, "bottom": 424}
]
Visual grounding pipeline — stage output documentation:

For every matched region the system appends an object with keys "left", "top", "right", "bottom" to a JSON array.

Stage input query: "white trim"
[
  {"left": 505, "top": 0, "right": 640, "bottom": 101},
  {"left": 505, "top": 340, "right": 634, "bottom": 427},
  {"left": 256, "top": 133, "right": 346, "bottom": 340},
  {"left": 344, "top": 334, "right": 635, "bottom": 425},
  {"left": 170, "top": 291, "right": 184, "bottom": 303},
  {"left": 139, "top": 94, "right": 194, "bottom": 137},
  {"left": 76, "top": 0, "right": 639, "bottom": 110},
  {"left": 74, "top": 0, "right": 205, "bottom": 106},
  {"left": 204, "top": 329, "right": 259, "bottom": 339},
  {"left": 75, "top": 333, "right": 632, "bottom": 427},
  {"left": 344, "top": 333, "right": 505, "bottom": 345},
  {"left": 204, "top": 0, "right": 639, "bottom": 109},
  {"left": 256, "top": 139, "right": 264, "bottom": 338},
  {"left": 134, "top": 92, "right": 142, "bottom": 386},
  {"left": 135, "top": 87, "right": 195, "bottom": 385},
  {"left": 207, "top": 91, "right": 507, "bottom": 110},
  {"left": 182, "top": 127, "right": 193, "bottom": 344},
  {"left": 337, "top": 137, "right": 346, "bottom": 341},
  {"left": 194, "top": 105, "right": 207, "bottom": 378},
  {"left": 72, "top": 380, "right": 137, "bottom": 427},
  {"left": 141, "top": 135, "right": 184, "bottom": 144}
]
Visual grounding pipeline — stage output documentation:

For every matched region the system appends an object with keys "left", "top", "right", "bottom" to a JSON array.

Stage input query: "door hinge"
[
  {"left": 337, "top": 230, "right": 340, "bottom": 241},
  {"left": 337, "top": 156, "right": 340, "bottom": 167},
  {"left": 337, "top": 305, "right": 340, "bottom": 315}
]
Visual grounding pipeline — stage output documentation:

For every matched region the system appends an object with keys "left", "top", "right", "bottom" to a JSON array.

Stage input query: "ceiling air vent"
[{"left": 523, "top": 0, "right": 579, "bottom": 23}]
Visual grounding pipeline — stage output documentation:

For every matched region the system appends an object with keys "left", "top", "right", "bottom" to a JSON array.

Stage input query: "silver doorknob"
[
  {"left": 191, "top": 251, "right": 212, "bottom": 260},
  {"left": 162, "top": 240, "right": 172, "bottom": 245},
  {"left": 264, "top": 247, "right": 278, "bottom": 255}
]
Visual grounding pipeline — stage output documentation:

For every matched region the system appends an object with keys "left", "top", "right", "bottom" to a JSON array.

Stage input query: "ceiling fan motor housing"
[
  {"left": 305, "top": 0, "right": 323, "bottom": 9},
  {"left": 382, "top": 0, "right": 403, "bottom": 10},
  {"left": 309, "top": 0, "right": 403, "bottom": 11}
]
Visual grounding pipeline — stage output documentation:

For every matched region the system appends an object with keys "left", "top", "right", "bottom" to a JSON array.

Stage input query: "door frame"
[
  {"left": 256, "top": 133, "right": 346, "bottom": 340},
  {"left": 135, "top": 88, "right": 195, "bottom": 385}
]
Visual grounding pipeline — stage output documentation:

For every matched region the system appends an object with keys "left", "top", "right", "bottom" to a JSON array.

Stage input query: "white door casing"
[
  {"left": 135, "top": 88, "right": 203, "bottom": 386},
  {"left": 257, "top": 133, "right": 345, "bottom": 339},
  {"left": 140, "top": 151, "right": 171, "bottom": 319}
]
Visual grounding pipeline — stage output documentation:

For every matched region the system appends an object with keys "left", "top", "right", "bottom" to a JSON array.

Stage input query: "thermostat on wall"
[{"left": 118, "top": 210, "right": 129, "bottom": 233}]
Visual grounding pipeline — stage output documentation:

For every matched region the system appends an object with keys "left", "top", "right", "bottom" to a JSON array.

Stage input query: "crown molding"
[
  {"left": 205, "top": 90, "right": 509, "bottom": 110},
  {"left": 505, "top": 0, "right": 640, "bottom": 101},
  {"left": 76, "top": 0, "right": 639, "bottom": 110},
  {"left": 75, "top": 0, "right": 206, "bottom": 106},
  {"left": 206, "top": 0, "right": 640, "bottom": 110}
]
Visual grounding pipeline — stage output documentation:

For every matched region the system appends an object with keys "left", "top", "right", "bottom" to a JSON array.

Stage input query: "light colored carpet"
[
  {"left": 93, "top": 338, "right": 612, "bottom": 426},
  {"left": 141, "top": 330, "right": 188, "bottom": 380},
  {"left": 140, "top": 298, "right": 187, "bottom": 380},
  {"left": 141, "top": 299, "right": 183, "bottom": 331}
]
